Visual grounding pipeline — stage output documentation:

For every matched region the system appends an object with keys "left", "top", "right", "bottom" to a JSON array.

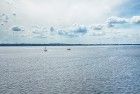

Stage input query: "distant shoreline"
[{"left": 0, "top": 44, "right": 140, "bottom": 46}]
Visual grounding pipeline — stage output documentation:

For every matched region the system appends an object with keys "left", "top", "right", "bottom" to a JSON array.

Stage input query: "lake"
[{"left": 0, "top": 46, "right": 140, "bottom": 94}]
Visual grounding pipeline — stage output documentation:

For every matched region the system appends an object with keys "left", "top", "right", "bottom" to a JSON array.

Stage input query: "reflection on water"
[{"left": 0, "top": 46, "right": 140, "bottom": 94}]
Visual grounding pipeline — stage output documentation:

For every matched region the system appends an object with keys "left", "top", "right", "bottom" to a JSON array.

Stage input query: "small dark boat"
[
  {"left": 67, "top": 48, "right": 71, "bottom": 50},
  {"left": 44, "top": 47, "right": 47, "bottom": 52}
]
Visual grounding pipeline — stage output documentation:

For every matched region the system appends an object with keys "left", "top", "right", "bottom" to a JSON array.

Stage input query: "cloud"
[
  {"left": 53, "top": 25, "right": 88, "bottom": 37},
  {"left": 130, "top": 16, "right": 140, "bottom": 24},
  {"left": 50, "top": 26, "right": 55, "bottom": 32},
  {"left": 0, "top": 0, "right": 140, "bottom": 44},
  {"left": 66, "top": 25, "right": 88, "bottom": 37},
  {"left": 7, "top": 15, "right": 140, "bottom": 40},
  {"left": 105, "top": 16, "right": 140, "bottom": 27},
  {"left": 92, "top": 31, "right": 105, "bottom": 36},
  {"left": 106, "top": 16, "right": 129, "bottom": 27},
  {"left": 90, "top": 24, "right": 104, "bottom": 30},
  {"left": 11, "top": 26, "right": 23, "bottom": 31},
  {"left": 55, "top": 26, "right": 87, "bottom": 38},
  {"left": 57, "top": 30, "right": 67, "bottom": 36},
  {"left": 70, "top": 25, "right": 87, "bottom": 33},
  {"left": 0, "top": 13, "right": 9, "bottom": 25},
  {"left": 30, "top": 25, "right": 88, "bottom": 38},
  {"left": 5, "top": 0, "right": 125, "bottom": 25}
]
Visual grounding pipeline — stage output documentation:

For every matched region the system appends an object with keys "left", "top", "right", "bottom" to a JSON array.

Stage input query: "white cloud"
[
  {"left": 105, "top": 16, "right": 140, "bottom": 27},
  {"left": 29, "top": 25, "right": 88, "bottom": 38},
  {"left": 6, "top": 15, "right": 140, "bottom": 39},
  {"left": 70, "top": 25, "right": 87, "bottom": 33},
  {"left": 90, "top": 24, "right": 104, "bottom": 30},
  {"left": 3, "top": 0, "right": 126, "bottom": 25},
  {"left": 130, "top": 16, "right": 140, "bottom": 24},
  {"left": 15, "top": 15, "right": 140, "bottom": 39},
  {"left": 106, "top": 16, "right": 129, "bottom": 27},
  {"left": 0, "top": 0, "right": 140, "bottom": 44},
  {"left": 0, "top": 13, "right": 9, "bottom": 25}
]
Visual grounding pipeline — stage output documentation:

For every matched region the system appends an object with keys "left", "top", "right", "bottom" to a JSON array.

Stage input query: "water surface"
[{"left": 0, "top": 46, "right": 140, "bottom": 94}]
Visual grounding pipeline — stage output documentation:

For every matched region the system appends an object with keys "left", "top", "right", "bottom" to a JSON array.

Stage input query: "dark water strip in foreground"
[{"left": 0, "top": 44, "right": 140, "bottom": 46}]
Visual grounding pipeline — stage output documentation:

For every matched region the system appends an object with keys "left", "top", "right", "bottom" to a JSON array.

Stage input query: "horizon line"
[{"left": 0, "top": 43, "right": 140, "bottom": 46}]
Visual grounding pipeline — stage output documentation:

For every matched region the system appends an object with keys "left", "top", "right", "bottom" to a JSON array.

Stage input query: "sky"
[{"left": 0, "top": 0, "right": 140, "bottom": 44}]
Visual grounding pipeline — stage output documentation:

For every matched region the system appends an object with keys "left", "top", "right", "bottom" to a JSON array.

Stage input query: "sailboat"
[{"left": 44, "top": 47, "right": 47, "bottom": 52}]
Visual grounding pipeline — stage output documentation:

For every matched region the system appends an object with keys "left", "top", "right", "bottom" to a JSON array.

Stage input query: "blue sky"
[
  {"left": 118, "top": 0, "right": 140, "bottom": 17},
  {"left": 0, "top": 0, "right": 140, "bottom": 44}
]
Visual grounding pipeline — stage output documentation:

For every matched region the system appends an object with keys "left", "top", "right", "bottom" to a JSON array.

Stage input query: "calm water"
[{"left": 0, "top": 46, "right": 140, "bottom": 94}]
